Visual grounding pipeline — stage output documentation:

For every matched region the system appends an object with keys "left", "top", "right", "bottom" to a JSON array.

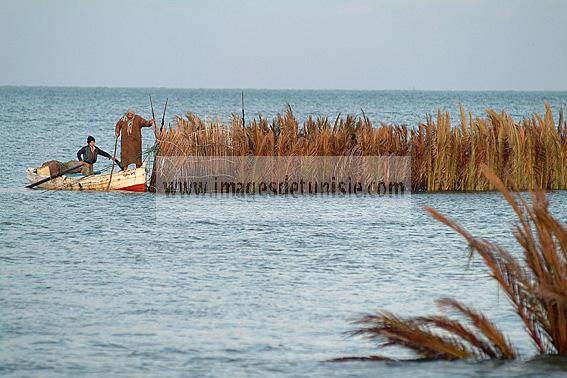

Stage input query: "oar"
[
  {"left": 106, "top": 135, "right": 119, "bottom": 191},
  {"left": 26, "top": 163, "right": 84, "bottom": 189}
]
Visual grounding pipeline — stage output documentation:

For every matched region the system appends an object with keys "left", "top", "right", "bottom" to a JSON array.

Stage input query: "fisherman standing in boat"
[
  {"left": 77, "top": 136, "right": 119, "bottom": 175},
  {"left": 115, "top": 108, "right": 155, "bottom": 169}
]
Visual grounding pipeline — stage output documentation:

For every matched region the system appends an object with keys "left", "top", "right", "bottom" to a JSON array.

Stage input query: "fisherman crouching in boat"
[
  {"left": 77, "top": 136, "right": 120, "bottom": 175},
  {"left": 115, "top": 108, "right": 155, "bottom": 170}
]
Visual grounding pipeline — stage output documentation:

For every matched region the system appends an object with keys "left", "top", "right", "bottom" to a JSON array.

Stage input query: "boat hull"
[{"left": 26, "top": 165, "right": 147, "bottom": 192}]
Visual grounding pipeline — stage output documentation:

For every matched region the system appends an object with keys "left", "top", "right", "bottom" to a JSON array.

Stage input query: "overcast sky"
[{"left": 0, "top": 0, "right": 565, "bottom": 90}]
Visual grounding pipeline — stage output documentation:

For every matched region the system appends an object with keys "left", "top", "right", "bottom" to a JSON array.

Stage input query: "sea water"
[{"left": 1, "top": 87, "right": 567, "bottom": 377}]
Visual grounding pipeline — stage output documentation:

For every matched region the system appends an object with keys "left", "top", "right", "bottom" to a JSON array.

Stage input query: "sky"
[{"left": 0, "top": 0, "right": 565, "bottom": 90}]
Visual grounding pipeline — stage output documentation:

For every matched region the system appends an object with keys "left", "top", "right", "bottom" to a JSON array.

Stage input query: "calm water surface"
[{"left": 1, "top": 87, "right": 567, "bottom": 377}]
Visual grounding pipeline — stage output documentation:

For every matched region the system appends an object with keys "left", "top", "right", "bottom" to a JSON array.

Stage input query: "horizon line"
[{"left": 1, "top": 84, "right": 566, "bottom": 93}]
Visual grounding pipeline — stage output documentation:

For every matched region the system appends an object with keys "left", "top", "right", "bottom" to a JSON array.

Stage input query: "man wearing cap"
[{"left": 115, "top": 108, "right": 155, "bottom": 169}]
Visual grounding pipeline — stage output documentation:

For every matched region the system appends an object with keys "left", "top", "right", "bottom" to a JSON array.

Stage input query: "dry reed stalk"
[{"left": 337, "top": 166, "right": 567, "bottom": 361}]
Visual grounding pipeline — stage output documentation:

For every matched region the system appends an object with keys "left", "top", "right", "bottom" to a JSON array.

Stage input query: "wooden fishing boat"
[{"left": 26, "top": 163, "right": 147, "bottom": 192}]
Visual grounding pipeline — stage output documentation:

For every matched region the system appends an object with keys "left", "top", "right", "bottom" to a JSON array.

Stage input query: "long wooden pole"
[
  {"left": 241, "top": 91, "right": 245, "bottom": 126},
  {"left": 160, "top": 97, "right": 168, "bottom": 132},
  {"left": 149, "top": 95, "right": 158, "bottom": 192},
  {"left": 106, "top": 135, "right": 119, "bottom": 191},
  {"left": 150, "top": 95, "right": 157, "bottom": 136}
]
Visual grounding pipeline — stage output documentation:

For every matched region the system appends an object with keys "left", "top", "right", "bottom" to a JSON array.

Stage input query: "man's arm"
[
  {"left": 138, "top": 115, "right": 155, "bottom": 128},
  {"left": 96, "top": 147, "right": 113, "bottom": 160},
  {"left": 77, "top": 146, "right": 85, "bottom": 161}
]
